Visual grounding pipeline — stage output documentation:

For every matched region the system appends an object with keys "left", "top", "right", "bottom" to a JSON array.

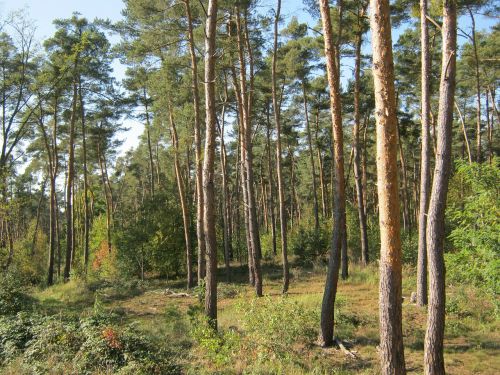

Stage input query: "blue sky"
[{"left": 0, "top": 0, "right": 496, "bottom": 156}]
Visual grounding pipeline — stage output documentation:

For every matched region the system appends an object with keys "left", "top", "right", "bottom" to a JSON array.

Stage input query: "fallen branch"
[
  {"left": 335, "top": 338, "right": 357, "bottom": 359},
  {"left": 164, "top": 288, "right": 191, "bottom": 297}
]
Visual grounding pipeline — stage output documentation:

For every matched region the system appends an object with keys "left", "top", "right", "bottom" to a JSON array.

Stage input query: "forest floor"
[{"left": 31, "top": 262, "right": 499, "bottom": 374}]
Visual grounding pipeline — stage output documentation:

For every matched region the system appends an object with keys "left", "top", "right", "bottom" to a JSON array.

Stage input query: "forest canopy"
[{"left": 0, "top": 0, "right": 498, "bottom": 374}]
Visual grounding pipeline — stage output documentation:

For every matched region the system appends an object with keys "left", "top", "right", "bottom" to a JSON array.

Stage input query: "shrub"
[
  {"left": 236, "top": 296, "right": 318, "bottom": 362},
  {"left": 0, "top": 273, "right": 34, "bottom": 316},
  {"left": 189, "top": 309, "right": 239, "bottom": 367},
  {"left": 290, "top": 222, "right": 330, "bottom": 265},
  {"left": 446, "top": 159, "right": 499, "bottom": 298},
  {"left": 0, "top": 310, "right": 181, "bottom": 374},
  {"left": 401, "top": 230, "right": 418, "bottom": 265}
]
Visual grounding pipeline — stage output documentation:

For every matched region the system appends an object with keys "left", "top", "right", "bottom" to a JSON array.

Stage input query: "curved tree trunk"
[
  {"left": 369, "top": 0, "right": 407, "bottom": 373},
  {"left": 424, "top": 1, "right": 457, "bottom": 373},
  {"left": 319, "top": 0, "right": 347, "bottom": 347}
]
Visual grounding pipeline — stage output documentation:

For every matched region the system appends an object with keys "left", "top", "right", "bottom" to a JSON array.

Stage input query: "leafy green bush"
[
  {"left": 236, "top": 296, "right": 318, "bottom": 362},
  {"left": 401, "top": 230, "right": 418, "bottom": 265},
  {"left": 290, "top": 222, "right": 330, "bottom": 265},
  {"left": 0, "top": 273, "right": 34, "bottom": 316},
  {"left": 189, "top": 312, "right": 240, "bottom": 367},
  {"left": 114, "top": 193, "right": 185, "bottom": 280},
  {"left": 446, "top": 160, "right": 499, "bottom": 297},
  {"left": 0, "top": 310, "right": 181, "bottom": 374}
]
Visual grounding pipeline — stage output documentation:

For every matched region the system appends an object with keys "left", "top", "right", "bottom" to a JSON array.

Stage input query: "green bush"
[
  {"left": 189, "top": 312, "right": 240, "bottom": 367},
  {"left": 446, "top": 159, "right": 499, "bottom": 297},
  {"left": 0, "top": 273, "right": 34, "bottom": 316},
  {"left": 290, "top": 222, "right": 330, "bottom": 265},
  {"left": 401, "top": 230, "right": 418, "bottom": 265},
  {"left": 0, "top": 310, "right": 181, "bottom": 374},
  {"left": 236, "top": 296, "right": 318, "bottom": 362}
]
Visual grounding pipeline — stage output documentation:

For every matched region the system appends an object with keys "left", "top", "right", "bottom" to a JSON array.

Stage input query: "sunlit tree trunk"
[
  {"left": 369, "top": 0, "right": 407, "bottom": 372},
  {"left": 184, "top": 0, "right": 205, "bottom": 284},
  {"left": 424, "top": 1, "right": 457, "bottom": 373},
  {"left": 319, "top": 0, "right": 347, "bottom": 347},
  {"left": 353, "top": 3, "right": 369, "bottom": 266},
  {"left": 417, "top": 0, "right": 430, "bottom": 307},
  {"left": 236, "top": 7, "right": 262, "bottom": 296},
  {"left": 272, "top": 0, "right": 289, "bottom": 293},
  {"left": 64, "top": 77, "right": 78, "bottom": 282},
  {"left": 202, "top": 0, "right": 218, "bottom": 326},
  {"left": 168, "top": 104, "right": 194, "bottom": 289}
]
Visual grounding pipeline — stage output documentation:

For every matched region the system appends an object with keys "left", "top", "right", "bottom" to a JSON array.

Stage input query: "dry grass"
[{"left": 26, "top": 263, "right": 499, "bottom": 375}]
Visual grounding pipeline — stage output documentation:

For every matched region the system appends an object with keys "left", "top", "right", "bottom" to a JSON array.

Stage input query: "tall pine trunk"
[
  {"left": 302, "top": 81, "right": 320, "bottom": 231},
  {"left": 64, "top": 78, "right": 78, "bottom": 281},
  {"left": 202, "top": 0, "right": 218, "bottom": 327},
  {"left": 79, "top": 78, "right": 90, "bottom": 272},
  {"left": 168, "top": 105, "right": 194, "bottom": 289},
  {"left": 417, "top": 0, "right": 430, "bottom": 307},
  {"left": 184, "top": 0, "right": 205, "bottom": 285},
  {"left": 272, "top": 0, "right": 289, "bottom": 293},
  {"left": 424, "top": 1, "right": 456, "bottom": 373},
  {"left": 369, "top": 0, "right": 406, "bottom": 372},
  {"left": 353, "top": 4, "right": 369, "bottom": 266},
  {"left": 236, "top": 8, "right": 262, "bottom": 296},
  {"left": 319, "top": 0, "right": 347, "bottom": 346}
]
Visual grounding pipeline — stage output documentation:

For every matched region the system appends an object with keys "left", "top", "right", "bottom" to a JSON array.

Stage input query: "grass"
[{"left": 10, "top": 261, "right": 499, "bottom": 374}]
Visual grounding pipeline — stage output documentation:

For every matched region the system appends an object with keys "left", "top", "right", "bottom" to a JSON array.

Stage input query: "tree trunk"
[
  {"left": 369, "top": 0, "right": 407, "bottom": 372},
  {"left": 168, "top": 104, "right": 194, "bottom": 289},
  {"left": 64, "top": 78, "right": 78, "bottom": 282},
  {"left": 468, "top": 7, "right": 482, "bottom": 163},
  {"left": 219, "top": 79, "right": 232, "bottom": 281},
  {"left": 237, "top": 7, "right": 262, "bottom": 296},
  {"left": 302, "top": 81, "right": 320, "bottom": 231},
  {"left": 265, "top": 102, "right": 277, "bottom": 256},
  {"left": 184, "top": 0, "right": 205, "bottom": 285},
  {"left": 424, "top": 1, "right": 456, "bottom": 373},
  {"left": 272, "top": 0, "right": 289, "bottom": 293},
  {"left": 202, "top": 0, "right": 218, "bottom": 327},
  {"left": 79, "top": 78, "right": 90, "bottom": 272},
  {"left": 315, "top": 109, "right": 328, "bottom": 218},
  {"left": 417, "top": 0, "right": 431, "bottom": 307},
  {"left": 143, "top": 88, "right": 155, "bottom": 197},
  {"left": 353, "top": 5, "right": 369, "bottom": 266},
  {"left": 319, "top": 0, "right": 347, "bottom": 347}
]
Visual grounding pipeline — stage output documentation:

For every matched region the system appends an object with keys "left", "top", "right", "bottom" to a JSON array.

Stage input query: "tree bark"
[
  {"left": 79, "top": 78, "right": 90, "bottom": 272},
  {"left": 219, "top": 78, "right": 232, "bottom": 281},
  {"left": 237, "top": 7, "right": 262, "bottom": 296},
  {"left": 265, "top": 102, "right": 277, "bottom": 256},
  {"left": 64, "top": 78, "right": 78, "bottom": 282},
  {"left": 168, "top": 104, "right": 194, "bottom": 289},
  {"left": 202, "top": 0, "right": 218, "bottom": 327},
  {"left": 369, "top": 0, "right": 407, "bottom": 372},
  {"left": 319, "top": 0, "right": 347, "bottom": 347},
  {"left": 353, "top": 4, "right": 369, "bottom": 266},
  {"left": 302, "top": 81, "right": 320, "bottom": 231},
  {"left": 272, "top": 0, "right": 289, "bottom": 293},
  {"left": 417, "top": 0, "right": 431, "bottom": 307},
  {"left": 143, "top": 87, "right": 155, "bottom": 197},
  {"left": 467, "top": 7, "right": 482, "bottom": 163},
  {"left": 424, "top": 1, "right": 456, "bottom": 373},
  {"left": 184, "top": 0, "right": 205, "bottom": 285}
]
